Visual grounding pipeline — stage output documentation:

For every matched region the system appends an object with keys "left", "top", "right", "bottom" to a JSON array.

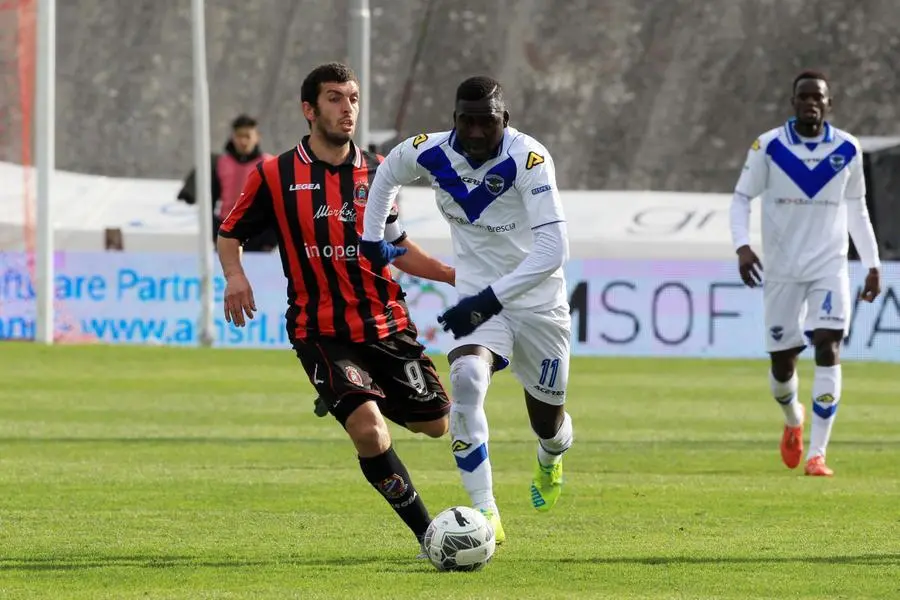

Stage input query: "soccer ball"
[{"left": 423, "top": 506, "right": 496, "bottom": 572}]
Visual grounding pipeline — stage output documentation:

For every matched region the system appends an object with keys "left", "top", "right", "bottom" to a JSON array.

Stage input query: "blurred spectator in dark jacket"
[{"left": 178, "top": 114, "right": 277, "bottom": 252}]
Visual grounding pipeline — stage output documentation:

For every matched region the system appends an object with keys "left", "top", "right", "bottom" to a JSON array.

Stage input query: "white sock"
[
  {"left": 769, "top": 370, "right": 803, "bottom": 427},
  {"left": 537, "top": 411, "right": 573, "bottom": 467},
  {"left": 808, "top": 365, "right": 841, "bottom": 460},
  {"left": 449, "top": 355, "right": 496, "bottom": 513}
]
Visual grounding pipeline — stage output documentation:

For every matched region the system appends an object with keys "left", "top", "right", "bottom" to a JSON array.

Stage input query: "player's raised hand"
[
  {"left": 859, "top": 268, "right": 881, "bottom": 303},
  {"left": 736, "top": 245, "right": 763, "bottom": 288},
  {"left": 223, "top": 273, "right": 257, "bottom": 327}
]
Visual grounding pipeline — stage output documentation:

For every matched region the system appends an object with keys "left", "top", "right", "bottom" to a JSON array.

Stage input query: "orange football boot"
[
  {"left": 780, "top": 405, "right": 804, "bottom": 469},
  {"left": 804, "top": 455, "right": 834, "bottom": 477}
]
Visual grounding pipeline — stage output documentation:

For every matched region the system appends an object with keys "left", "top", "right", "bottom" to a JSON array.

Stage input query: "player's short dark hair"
[
  {"left": 456, "top": 76, "right": 504, "bottom": 105},
  {"left": 231, "top": 114, "right": 258, "bottom": 130},
  {"left": 793, "top": 70, "right": 828, "bottom": 93},
  {"left": 301, "top": 62, "right": 359, "bottom": 106}
]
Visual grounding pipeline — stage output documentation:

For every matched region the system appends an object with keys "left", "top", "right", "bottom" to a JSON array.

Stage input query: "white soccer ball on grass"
[{"left": 423, "top": 506, "right": 496, "bottom": 572}]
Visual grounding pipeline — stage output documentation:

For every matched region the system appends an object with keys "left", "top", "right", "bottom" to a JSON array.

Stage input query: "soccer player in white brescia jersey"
[
  {"left": 360, "top": 76, "right": 574, "bottom": 542},
  {"left": 730, "top": 71, "right": 882, "bottom": 477}
]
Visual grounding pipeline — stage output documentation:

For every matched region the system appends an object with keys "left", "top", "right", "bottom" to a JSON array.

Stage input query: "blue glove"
[
  {"left": 359, "top": 239, "right": 407, "bottom": 270},
  {"left": 438, "top": 287, "right": 503, "bottom": 339}
]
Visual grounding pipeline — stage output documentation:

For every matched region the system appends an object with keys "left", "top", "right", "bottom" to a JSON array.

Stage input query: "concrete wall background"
[{"left": 1, "top": 0, "right": 898, "bottom": 191}]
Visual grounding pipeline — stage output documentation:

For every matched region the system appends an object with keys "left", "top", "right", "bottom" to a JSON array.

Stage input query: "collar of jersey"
[
  {"left": 449, "top": 128, "right": 505, "bottom": 169},
  {"left": 783, "top": 118, "right": 834, "bottom": 145},
  {"left": 297, "top": 135, "right": 361, "bottom": 167}
]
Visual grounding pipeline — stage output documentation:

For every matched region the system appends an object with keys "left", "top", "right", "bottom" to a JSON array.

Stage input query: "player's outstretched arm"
[
  {"left": 392, "top": 238, "right": 455, "bottom": 286},
  {"left": 361, "top": 137, "right": 427, "bottom": 268}
]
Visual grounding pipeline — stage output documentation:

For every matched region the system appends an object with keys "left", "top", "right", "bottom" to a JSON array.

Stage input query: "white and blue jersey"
[
  {"left": 365, "top": 127, "right": 568, "bottom": 311},
  {"left": 735, "top": 119, "right": 866, "bottom": 282}
]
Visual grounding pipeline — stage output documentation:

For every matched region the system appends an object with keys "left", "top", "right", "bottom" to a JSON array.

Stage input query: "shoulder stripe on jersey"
[
  {"left": 532, "top": 219, "right": 565, "bottom": 231},
  {"left": 766, "top": 138, "right": 856, "bottom": 198},
  {"left": 416, "top": 146, "right": 517, "bottom": 222}
]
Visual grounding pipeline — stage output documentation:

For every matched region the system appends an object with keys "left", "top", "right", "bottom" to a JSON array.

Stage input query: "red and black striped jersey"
[{"left": 219, "top": 136, "right": 410, "bottom": 343}]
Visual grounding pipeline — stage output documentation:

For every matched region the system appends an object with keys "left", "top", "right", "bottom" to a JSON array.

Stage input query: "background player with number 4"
[
  {"left": 361, "top": 76, "right": 574, "bottom": 543},
  {"left": 729, "top": 70, "right": 881, "bottom": 477}
]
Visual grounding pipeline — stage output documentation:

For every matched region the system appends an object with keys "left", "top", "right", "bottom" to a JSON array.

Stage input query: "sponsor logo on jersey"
[
  {"left": 303, "top": 243, "right": 361, "bottom": 260},
  {"left": 290, "top": 183, "right": 321, "bottom": 191},
  {"left": 314, "top": 202, "right": 356, "bottom": 222},
  {"left": 525, "top": 151, "right": 544, "bottom": 170},
  {"left": 751, "top": 139, "right": 761, "bottom": 151},
  {"left": 439, "top": 205, "right": 517, "bottom": 232},
  {"left": 412, "top": 133, "right": 428, "bottom": 148},
  {"left": 531, "top": 184, "right": 552, "bottom": 195},
  {"left": 775, "top": 197, "right": 839, "bottom": 207}
]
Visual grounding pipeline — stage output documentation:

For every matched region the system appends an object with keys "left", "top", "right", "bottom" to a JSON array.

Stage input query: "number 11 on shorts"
[{"left": 539, "top": 358, "right": 560, "bottom": 388}]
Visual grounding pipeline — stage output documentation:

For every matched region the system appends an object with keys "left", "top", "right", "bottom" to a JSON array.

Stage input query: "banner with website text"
[{"left": 0, "top": 252, "right": 897, "bottom": 361}]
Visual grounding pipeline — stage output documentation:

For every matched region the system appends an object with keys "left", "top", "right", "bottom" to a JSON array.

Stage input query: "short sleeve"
[
  {"left": 218, "top": 164, "right": 275, "bottom": 242},
  {"left": 734, "top": 138, "right": 768, "bottom": 199}
]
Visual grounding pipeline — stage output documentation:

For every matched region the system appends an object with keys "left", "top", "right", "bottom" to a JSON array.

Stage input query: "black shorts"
[{"left": 292, "top": 325, "right": 450, "bottom": 427}]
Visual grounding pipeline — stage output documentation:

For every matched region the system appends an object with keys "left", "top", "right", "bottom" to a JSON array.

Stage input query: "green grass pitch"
[{"left": 0, "top": 343, "right": 898, "bottom": 599}]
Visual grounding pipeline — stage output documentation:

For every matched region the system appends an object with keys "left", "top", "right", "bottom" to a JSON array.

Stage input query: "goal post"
[{"left": 34, "top": 0, "right": 53, "bottom": 344}]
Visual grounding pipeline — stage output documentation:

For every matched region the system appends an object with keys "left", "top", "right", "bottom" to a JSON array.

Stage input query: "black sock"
[{"left": 358, "top": 446, "right": 431, "bottom": 539}]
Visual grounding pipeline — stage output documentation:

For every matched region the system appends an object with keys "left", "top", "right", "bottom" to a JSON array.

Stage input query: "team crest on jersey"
[
  {"left": 525, "top": 151, "right": 544, "bottom": 170},
  {"left": 829, "top": 154, "right": 846, "bottom": 171},
  {"left": 353, "top": 181, "right": 369, "bottom": 206},
  {"left": 345, "top": 365, "right": 364, "bottom": 386},
  {"left": 484, "top": 174, "right": 505, "bottom": 195},
  {"left": 412, "top": 133, "right": 428, "bottom": 149}
]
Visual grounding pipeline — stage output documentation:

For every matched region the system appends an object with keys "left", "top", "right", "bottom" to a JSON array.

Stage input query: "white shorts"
[
  {"left": 763, "top": 275, "right": 851, "bottom": 352},
  {"left": 450, "top": 305, "right": 571, "bottom": 405}
]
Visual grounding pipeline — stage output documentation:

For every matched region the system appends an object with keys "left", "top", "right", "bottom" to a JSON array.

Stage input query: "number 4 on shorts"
[{"left": 821, "top": 291, "right": 833, "bottom": 315}]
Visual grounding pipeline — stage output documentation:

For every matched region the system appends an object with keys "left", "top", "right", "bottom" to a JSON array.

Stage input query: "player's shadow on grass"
[
  {"left": 0, "top": 555, "right": 425, "bottom": 572},
  {"left": 553, "top": 554, "right": 900, "bottom": 566},
  {"left": 2, "top": 437, "right": 898, "bottom": 448},
  {"left": 3, "top": 553, "right": 899, "bottom": 572}
]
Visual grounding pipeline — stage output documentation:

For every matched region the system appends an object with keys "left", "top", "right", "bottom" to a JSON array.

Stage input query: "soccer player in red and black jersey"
[{"left": 217, "top": 63, "right": 455, "bottom": 554}]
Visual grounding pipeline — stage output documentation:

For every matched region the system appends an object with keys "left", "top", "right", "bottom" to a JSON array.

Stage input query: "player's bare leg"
[
  {"left": 805, "top": 329, "right": 843, "bottom": 476},
  {"left": 446, "top": 345, "right": 505, "bottom": 543},
  {"left": 345, "top": 401, "right": 435, "bottom": 550},
  {"left": 406, "top": 419, "right": 449, "bottom": 438},
  {"left": 525, "top": 391, "right": 573, "bottom": 512},
  {"left": 770, "top": 347, "right": 805, "bottom": 469}
]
